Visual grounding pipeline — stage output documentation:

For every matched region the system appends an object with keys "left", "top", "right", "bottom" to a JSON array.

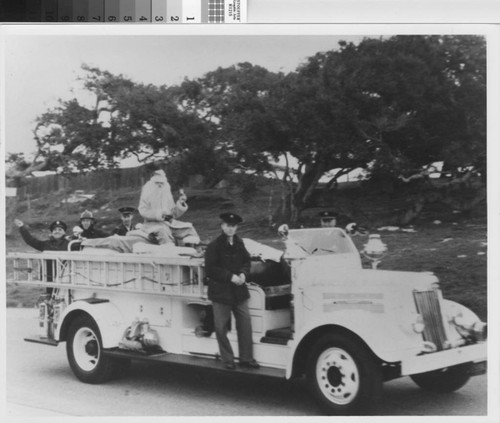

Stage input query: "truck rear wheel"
[
  {"left": 410, "top": 363, "right": 472, "bottom": 393},
  {"left": 66, "top": 314, "right": 128, "bottom": 384},
  {"left": 306, "top": 333, "right": 382, "bottom": 415}
]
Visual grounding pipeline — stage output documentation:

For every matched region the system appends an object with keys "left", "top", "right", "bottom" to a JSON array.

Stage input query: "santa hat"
[{"left": 151, "top": 170, "right": 168, "bottom": 184}]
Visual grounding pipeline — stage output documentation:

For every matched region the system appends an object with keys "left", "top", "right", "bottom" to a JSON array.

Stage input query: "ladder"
[{"left": 8, "top": 251, "right": 207, "bottom": 300}]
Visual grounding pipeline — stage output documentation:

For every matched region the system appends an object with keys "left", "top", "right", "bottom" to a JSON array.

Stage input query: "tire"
[
  {"left": 410, "top": 363, "right": 472, "bottom": 393},
  {"left": 306, "top": 333, "right": 382, "bottom": 415},
  {"left": 66, "top": 314, "right": 129, "bottom": 384}
]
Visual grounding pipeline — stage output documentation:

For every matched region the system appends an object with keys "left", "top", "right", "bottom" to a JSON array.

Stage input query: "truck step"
[
  {"left": 264, "top": 327, "right": 294, "bottom": 339},
  {"left": 24, "top": 336, "right": 59, "bottom": 346},
  {"left": 102, "top": 348, "right": 286, "bottom": 378},
  {"left": 260, "top": 327, "right": 293, "bottom": 345},
  {"left": 260, "top": 336, "right": 289, "bottom": 345}
]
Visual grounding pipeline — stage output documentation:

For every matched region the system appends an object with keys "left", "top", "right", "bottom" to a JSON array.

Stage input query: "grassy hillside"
[{"left": 5, "top": 180, "right": 487, "bottom": 321}]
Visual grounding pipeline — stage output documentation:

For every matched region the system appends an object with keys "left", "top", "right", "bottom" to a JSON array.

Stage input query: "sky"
[{"left": 2, "top": 25, "right": 367, "bottom": 159}]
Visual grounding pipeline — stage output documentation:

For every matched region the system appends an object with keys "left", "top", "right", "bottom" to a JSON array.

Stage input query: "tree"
[
  {"left": 30, "top": 65, "right": 225, "bottom": 185},
  {"left": 181, "top": 36, "right": 486, "bottom": 224}
]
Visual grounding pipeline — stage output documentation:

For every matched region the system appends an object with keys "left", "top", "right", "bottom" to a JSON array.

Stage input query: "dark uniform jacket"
[
  {"left": 80, "top": 225, "right": 108, "bottom": 239},
  {"left": 112, "top": 223, "right": 133, "bottom": 236},
  {"left": 19, "top": 226, "right": 69, "bottom": 252},
  {"left": 205, "top": 234, "right": 251, "bottom": 305},
  {"left": 19, "top": 226, "right": 69, "bottom": 283}
]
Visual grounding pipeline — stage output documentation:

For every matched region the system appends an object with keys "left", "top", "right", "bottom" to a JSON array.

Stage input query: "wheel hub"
[
  {"left": 326, "top": 365, "right": 343, "bottom": 387},
  {"left": 317, "top": 347, "right": 360, "bottom": 405},
  {"left": 73, "top": 327, "right": 100, "bottom": 372},
  {"left": 85, "top": 339, "right": 98, "bottom": 356}
]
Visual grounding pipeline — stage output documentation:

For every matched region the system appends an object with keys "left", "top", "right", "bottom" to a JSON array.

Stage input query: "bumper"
[{"left": 401, "top": 342, "right": 487, "bottom": 376}]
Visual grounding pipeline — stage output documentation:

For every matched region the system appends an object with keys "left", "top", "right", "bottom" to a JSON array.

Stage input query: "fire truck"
[{"left": 7, "top": 227, "right": 487, "bottom": 415}]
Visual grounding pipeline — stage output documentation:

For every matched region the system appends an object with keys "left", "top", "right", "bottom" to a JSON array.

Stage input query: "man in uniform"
[
  {"left": 15, "top": 218, "right": 69, "bottom": 252},
  {"left": 113, "top": 207, "right": 136, "bottom": 236},
  {"left": 14, "top": 218, "right": 69, "bottom": 287},
  {"left": 79, "top": 210, "right": 108, "bottom": 239},
  {"left": 204, "top": 213, "right": 259, "bottom": 370},
  {"left": 318, "top": 211, "right": 338, "bottom": 228}
]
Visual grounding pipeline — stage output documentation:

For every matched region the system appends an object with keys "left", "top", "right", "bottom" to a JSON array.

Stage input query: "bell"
[
  {"left": 362, "top": 234, "right": 388, "bottom": 269},
  {"left": 363, "top": 234, "right": 387, "bottom": 257}
]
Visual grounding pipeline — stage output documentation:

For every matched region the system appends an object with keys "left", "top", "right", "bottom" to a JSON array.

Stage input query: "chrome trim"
[{"left": 413, "top": 290, "right": 449, "bottom": 351}]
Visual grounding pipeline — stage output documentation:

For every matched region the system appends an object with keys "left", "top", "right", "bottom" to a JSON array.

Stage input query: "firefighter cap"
[
  {"left": 80, "top": 210, "right": 95, "bottom": 221},
  {"left": 318, "top": 211, "right": 338, "bottom": 220},
  {"left": 118, "top": 206, "right": 136, "bottom": 216},
  {"left": 49, "top": 220, "right": 67, "bottom": 232},
  {"left": 220, "top": 212, "right": 243, "bottom": 225}
]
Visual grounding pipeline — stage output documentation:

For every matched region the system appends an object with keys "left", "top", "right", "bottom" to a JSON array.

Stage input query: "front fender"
[
  {"left": 289, "top": 309, "right": 423, "bottom": 374},
  {"left": 57, "top": 300, "right": 127, "bottom": 348}
]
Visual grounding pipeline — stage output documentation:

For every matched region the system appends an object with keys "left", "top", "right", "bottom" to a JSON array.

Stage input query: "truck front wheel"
[
  {"left": 410, "top": 363, "right": 472, "bottom": 393},
  {"left": 66, "top": 314, "right": 128, "bottom": 384},
  {"left": 306, "top": 333, "right": 382, "bottom": 415}
]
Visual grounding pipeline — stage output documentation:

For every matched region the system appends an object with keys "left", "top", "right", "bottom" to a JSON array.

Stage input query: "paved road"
[{"left": 5, "top": 308, "right": 489, "bottom": 417}]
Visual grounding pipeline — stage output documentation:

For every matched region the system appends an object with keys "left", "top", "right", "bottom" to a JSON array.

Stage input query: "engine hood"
[{"left": 293, "top": 256, "right": 439, "bottom": 292}]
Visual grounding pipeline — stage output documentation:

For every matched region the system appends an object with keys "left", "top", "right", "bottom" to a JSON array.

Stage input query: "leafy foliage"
[
  {"left": 24, "top": 36, "right": 486, "bottom": 223},
  {"left": 178, "top": 36, "right": 486, "bottom": 222},
  {"left": 32, "top": 65, "right": 226, "bottom": 181}
]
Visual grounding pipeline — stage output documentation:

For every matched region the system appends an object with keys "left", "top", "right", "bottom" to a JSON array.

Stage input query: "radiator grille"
[{"left": 413, "top": 290, "right": 449, "bottom": 351}]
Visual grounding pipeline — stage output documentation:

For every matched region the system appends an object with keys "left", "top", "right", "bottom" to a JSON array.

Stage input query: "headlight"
[
  {"left": 472, "top": 321, "right": 487, "bottom": 342},
  {"left": 453, "top": 312, "right": 467, "bottom": 328},
  {"left": 450, "top": 308, "right": 487, "bottom": 342},
  {"left": 412, "top": 314, "right": 425, "bottom": 333}
]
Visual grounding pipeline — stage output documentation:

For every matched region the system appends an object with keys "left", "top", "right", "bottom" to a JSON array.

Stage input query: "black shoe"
[
  {"left": 239, "top": 360, "right": 260, "bottom": 369},
  {"left": 224, "top": 362, "right": 236, "bottom": 370}
]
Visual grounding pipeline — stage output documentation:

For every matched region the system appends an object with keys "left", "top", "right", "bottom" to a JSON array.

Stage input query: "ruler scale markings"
[
  {"left": 135, "top": 0, "right": 151, "bottom": 22},
  {"left": 26, "top": 0, "right": 42, "bottom": 21},
  {"left": 88, "top": 0, "right": 104, "bottom": 21},
  {"left": 58, "top": 0, "right": 73, "bottom": 22},
  {"left": 151, "top": 0, "right": 167, "bottom": 23},
  {"left": 167, "top": 0, "right": 182, "bottom": 23},
  {"left": 183, "top": 0, "right": 201, "bottom": 23},
  {"left": 105, "top": 0, "right": 120, "bottom": 22},
  {"left": 42, "top": 0, "right": 58, "bottom": 22},
  {"left": 73, "top": 0, "right": 90, "bottom": 22},
  {"left": 120, "top": 0, "right": 135, "bottom": 22},
  {"left": 10, "top": 0, "right": 247, "bottom": 23}
]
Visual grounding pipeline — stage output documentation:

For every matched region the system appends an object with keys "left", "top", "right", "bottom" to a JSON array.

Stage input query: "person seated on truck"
[
  {"left": 205, "top": 212, "right": 260, "bottom": 370},
  {"left": 78, "top": 210, "right": 108, "bottom": 239},
  {"left": 112, "top": 206, "right": 136, "bottom": 236},
  {"left": 67, "top": 225, "right": 84, "bottom": 241},
  {"left": 318, "top": 210, "right": 338, "bottom": 228},
  {"left": 138, "top": 169, "right": 200, "bottom": 246},
  {"left": 14, "top": 218, "right": 69, "bottom": 288}
]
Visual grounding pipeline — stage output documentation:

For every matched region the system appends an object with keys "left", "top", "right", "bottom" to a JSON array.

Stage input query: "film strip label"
[{"left": 29, "top": 0, "right": 247, "bottom": 23}]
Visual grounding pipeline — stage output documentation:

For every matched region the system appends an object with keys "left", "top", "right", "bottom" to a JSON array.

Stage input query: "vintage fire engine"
[{"left": 8, "top": 227, "right": 487, "bottom": 415}]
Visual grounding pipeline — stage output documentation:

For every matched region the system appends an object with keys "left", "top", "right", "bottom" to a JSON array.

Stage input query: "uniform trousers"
[{"left": 212, "top": 299, "right": 253, "bottom": 364}]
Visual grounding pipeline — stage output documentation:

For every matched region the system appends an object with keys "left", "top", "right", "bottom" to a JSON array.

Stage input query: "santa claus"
[{"left": 138, "top": 169, "right": 200, "bottom": 245}]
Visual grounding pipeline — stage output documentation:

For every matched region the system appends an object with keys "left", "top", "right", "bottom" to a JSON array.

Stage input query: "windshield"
[{"left": 288, "top": 228, "right": 356, "bottom": 256}]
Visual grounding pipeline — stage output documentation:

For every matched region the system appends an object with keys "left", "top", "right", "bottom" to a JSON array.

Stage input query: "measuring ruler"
[{"left": 22, "top": 0, "right": 246, "bottom": 23}]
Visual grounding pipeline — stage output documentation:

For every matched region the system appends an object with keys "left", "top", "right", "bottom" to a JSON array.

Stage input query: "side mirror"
[{"left": 278, "top": 224, "right": 289, "bottom": 239}]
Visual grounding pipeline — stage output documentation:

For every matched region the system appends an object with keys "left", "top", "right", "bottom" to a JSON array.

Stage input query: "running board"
[
  {"left": 102, "top": 348, "right": 286, "bottom": 378},
  {"left": 24, "top": 336, "right": 59, "bottom": 346}
]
